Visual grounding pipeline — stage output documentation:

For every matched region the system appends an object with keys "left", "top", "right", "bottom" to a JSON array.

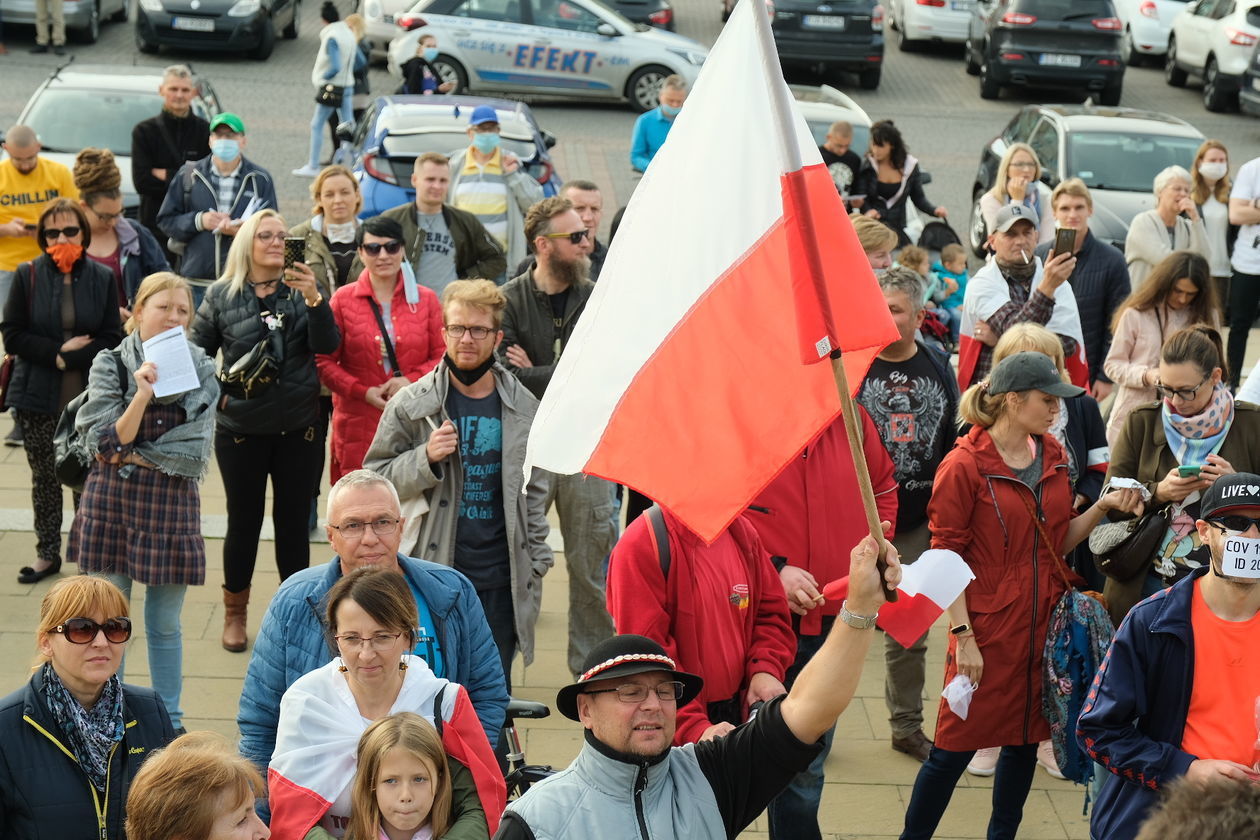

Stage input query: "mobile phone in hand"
[
  {"left": 1178, "top": 464, "right": 1202, "bottom": 478},
  {"left": 1051, "top": 227, "right": 1076, "bottom": 259},
  {"left": 283, "top": 236, "right": 305, "bottom": 271}
]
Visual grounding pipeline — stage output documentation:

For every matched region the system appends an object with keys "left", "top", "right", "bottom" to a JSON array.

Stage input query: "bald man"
[{"left": 0, "top": 125, "right": 77, "bottom": 305}]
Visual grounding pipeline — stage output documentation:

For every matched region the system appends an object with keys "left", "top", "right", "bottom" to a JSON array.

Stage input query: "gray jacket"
[
  {"left": 362, "top": 359, "right": 553, "bottom": 663},
  {"left": 447, "top": 148, "right": 544, "bottom": 272}
]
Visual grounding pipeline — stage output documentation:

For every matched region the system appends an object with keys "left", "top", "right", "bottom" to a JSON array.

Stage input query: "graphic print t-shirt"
[
  {"left": 415, "top": 210, "right": 459, "bottom": 296},
  {"left": 819, "top": 147, "right": 861, "bottom": 197},
  {"left": 445, "top": 386, "right": 509, "bottom": 591},
  {"left": 858, "top": 350, "right": 951, "bottom": 532}
]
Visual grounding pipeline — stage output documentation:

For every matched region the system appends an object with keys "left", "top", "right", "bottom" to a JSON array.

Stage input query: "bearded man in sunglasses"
[{"left": 1079, "top": 472, "right": 1260, "bottom": 840}]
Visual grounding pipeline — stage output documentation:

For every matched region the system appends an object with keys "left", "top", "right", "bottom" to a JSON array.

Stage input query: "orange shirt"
[{"left": 1180, "top": 578, "right": 1260, "bottom": 767}]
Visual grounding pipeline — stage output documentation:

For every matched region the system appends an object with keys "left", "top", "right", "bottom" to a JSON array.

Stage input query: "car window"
[
  {"left": 1027, "top": 119, "right": 1059, "bottom": 184},
  {"left": 382, "top": 130, "right": 538, "bottom": 161},
  {"left": 1212, "top": 0, "right": 1235, "bottom": 18},
  {"left": 529, "top": 0, "right": 603, "bottom": 31},
  {"left": 1010, "top": 0, "right": 1112, "bottom": 17},
  {"left": 448, "top": 0, "right": 522, "bottom": 22},
  {"left": 1194, "top": 0, "right": 1221, "bottom": 16},
  {"left": 1003, "top": 108, "right": 1040, "bottom": 144},
  {"left": 356, "top": 103, "right": 378, "bottom": 147},
  {"left": 23, "top": 89, "right": 163, "bottom": 157},
  {"left": 1248, "top": 5, "right": 1260, "bottom": 26},
  {"left": 1067, "top": 132, "right": 1202, "bottom": 193}
]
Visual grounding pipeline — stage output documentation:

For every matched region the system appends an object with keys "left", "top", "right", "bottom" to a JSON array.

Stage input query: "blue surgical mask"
[
  {"left": 471, "top": 132, "right": 500, "bottom": 154},
  {"left": 211, "top": 138, "right": 241, "bottom": 163},
  {"left": 660, "top": 103, "right": 681, "bottom": 118},
  {"left": 423, "top": 46, "right": 439, "bottom": 62}
]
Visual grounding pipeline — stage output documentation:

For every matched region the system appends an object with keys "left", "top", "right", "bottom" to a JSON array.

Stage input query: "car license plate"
[
  {"left": 803, "top": 14, "right": 845, "bottom": 29},
  {"left": 951, "top": 0, "right": 973, "bottom": 9},
  {"left": 1039, "top": 53, "right": 1082, "bottom": 67},
  {"left": 171, "top": 15, "right": 215, "bottom": 31}
]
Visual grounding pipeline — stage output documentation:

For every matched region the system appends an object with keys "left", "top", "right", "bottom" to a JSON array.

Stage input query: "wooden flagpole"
[{"left": 830, "top": 354, "right": 897, "bottom": 602}]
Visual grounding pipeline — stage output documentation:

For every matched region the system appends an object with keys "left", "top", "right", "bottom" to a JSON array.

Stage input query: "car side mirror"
[
  {"left": 596, "top": 22, "right": 618, "bottom": 36},
  {"left": 541, "top": 130, "right": 557, "bottom": 149},
  {"left": 335, "top": 120, "right": 356, "bottom": 143}
]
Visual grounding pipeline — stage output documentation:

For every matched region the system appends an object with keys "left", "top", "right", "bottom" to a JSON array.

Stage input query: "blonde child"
[{"left": 933, "top": 242, "right": 969, "bottom": 343}]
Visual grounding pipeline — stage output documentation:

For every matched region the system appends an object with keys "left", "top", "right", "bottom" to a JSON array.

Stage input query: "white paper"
[
  {"left": 1106, "top": 477, "right": 1152, "bottom": 503},
  {"left": 233, "top": 195, "right": 263, "bottom": 225},
  {"left": 941, "top": 674, "right": 977, "bottom": 720},
  {"left": 142, "top": 325, "right": 199, "bottom": 398},
  {"left": 1220, "top": 535, "right": 1260, "bottom": 580}
]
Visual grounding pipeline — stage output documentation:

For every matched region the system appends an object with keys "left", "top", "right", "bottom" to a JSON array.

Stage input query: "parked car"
[
  {"left": 964, "top": 0, "right": 1125, "bottom": 105},
  {"left": 966, "top": 104, "right": 1204, "bottom": 256},
  {"left": 134, "top": 0, "right": 302, "bottom": 60},
  {"left": 888, "top": 0, "right": 972, "bottom": 52},
  {"left": 385, "top": 0, "right": 705, "bottom": 112},
  {"left": 0, "top": 0, "right": 126, "bottom": 43},
  {"left": 362, "top": 0, "right": 673, "bottom": 61},
  {"left": 1165, "top": 0, "right": 1260, "bottom": 111},
  {"left": 3, "top": 64, "right": 222, "bottom": 218},
  {"left": 791, "top": 83, "right": 872, "bottom": 154},
  {"left": 768, "top": 0, "right": 885, "bottom": 89},
  {"left": 1239, "top": 37, "right": 1260, "bottom": 112},
  {"left": 344, "top": 95, "right": 563, "bottom": 217},
  {"left": 1113, "top": 0, "right": 1192, "bottom": 64}
]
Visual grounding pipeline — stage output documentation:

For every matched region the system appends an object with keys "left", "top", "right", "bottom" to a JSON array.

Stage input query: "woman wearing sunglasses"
[
  {"left": 191, "top": 209, "right": 340, "bottom": 653},
  {"left": 316, "top": 216, "right": 443, "bottom": 485},
  {"left": 1104, "top": 324, "right": 1260, "bottom": 624},
  {"left": 0, "top": 575, "right": 176, "bottom": 839},
  {"left": 1, "top": 197, "right": 123, "bottom": 585},
  {"left": 66, "top": 272, "right": 218, "bottom": 732}
]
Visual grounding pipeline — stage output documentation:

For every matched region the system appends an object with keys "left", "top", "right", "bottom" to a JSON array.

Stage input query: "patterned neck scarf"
[
  {"left": 1162, "top": 381, "right": 1234, "bottom": 467},
  {"left": 40, "top": 662, "right": 125, "bottom": 790}
]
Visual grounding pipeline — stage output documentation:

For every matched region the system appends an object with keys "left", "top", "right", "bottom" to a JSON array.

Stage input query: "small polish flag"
[{"left": 821, "top": 550, "right": 974, "bottom": 647}]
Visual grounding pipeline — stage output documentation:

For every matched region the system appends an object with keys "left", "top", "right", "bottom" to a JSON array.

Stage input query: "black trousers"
[
  {"left": 476, "top": 585, "right": 517, "bottom": 694},
  {"left": 215, "top": 424, "right": 323, "bottom": 592},
  {"left": 1227, "top": 270, "right": 1260, "bottom": 388}
]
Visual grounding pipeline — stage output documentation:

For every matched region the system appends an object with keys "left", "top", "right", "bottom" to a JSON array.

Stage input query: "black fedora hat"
[{"left": 556, "top": 634, "right": 704, "bottom": 721}]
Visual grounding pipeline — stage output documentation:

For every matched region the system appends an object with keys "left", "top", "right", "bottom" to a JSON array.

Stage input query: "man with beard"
[
  {"left": 502, "top": 196, "right": 616, "bottom": 676},
  {"left": 130, "top": 65, "right": 210, "bottom": 246},
  {"left": 1078, "top": 473, "right": 1260, "bottom": 840},
  {"left": 958, "top": 203, "right": 1086, "bottom": 389},
  {"left": 493, "top": 532, "right": 902, "bottom": 840},
  {"left": 363, "top": 279, "right": 552, "bottom": 686}
]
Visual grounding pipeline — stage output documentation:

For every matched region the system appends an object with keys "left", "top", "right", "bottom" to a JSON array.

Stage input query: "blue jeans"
[
  {"left": 945, "top": 305, "right": 962, "bottom": 343},
  {"left": 766, "top": 619, "right": 836, "bottom": 840},
  {"left": 308, "top": 93, "right": 354, "bottom": 169},
  {"left": 900, "top": 744, "right": 1038, "bottom": 840},
  {"left": 97, "top": 572, "right": 188, "bottom": 730}
]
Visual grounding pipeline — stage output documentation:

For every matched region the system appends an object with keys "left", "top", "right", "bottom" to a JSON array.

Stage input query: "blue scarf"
[
  {"left": 40, "top": 663, "right": 125, "bottom": 790},
  {"left": 1161, "top": 382, "right": 1233, "bottom": 467}
]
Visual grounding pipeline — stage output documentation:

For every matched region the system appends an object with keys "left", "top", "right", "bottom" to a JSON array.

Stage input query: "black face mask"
[{"left": 445, "top": 352, "right": 496, "bottom": 386}]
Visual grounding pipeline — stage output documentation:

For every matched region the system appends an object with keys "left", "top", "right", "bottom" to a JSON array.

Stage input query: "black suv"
[
  {"left": 770, "top": 0, "right": 885, "bottom": 90},
  {"left": 964, "top": 0, "right": 1125, "bottom": 104}
]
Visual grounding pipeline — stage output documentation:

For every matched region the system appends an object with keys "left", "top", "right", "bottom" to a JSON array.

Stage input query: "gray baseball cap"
[
  {"left": 993, "top": 203, "right": 1040, "bottom": 233},
  {"left": 988, "top": 351, "right": 1084, "bottom": 397}
]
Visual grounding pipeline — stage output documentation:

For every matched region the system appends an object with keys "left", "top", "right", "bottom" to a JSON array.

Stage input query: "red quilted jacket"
[{"left": 317, "top": 270, "right": 444, "bottom": 482}]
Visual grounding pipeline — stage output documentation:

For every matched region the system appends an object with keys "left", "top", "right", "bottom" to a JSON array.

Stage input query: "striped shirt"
[
  {"left": 451, "top": 148, "right": 509, "bottom": 250},
  {"left": 212, "top": 164, "right": 241, "bottom": 213}
]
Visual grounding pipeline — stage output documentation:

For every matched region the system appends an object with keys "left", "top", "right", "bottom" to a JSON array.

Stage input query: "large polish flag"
[{"left": 524, "top": 0, "right": 899, "bottom": 542}]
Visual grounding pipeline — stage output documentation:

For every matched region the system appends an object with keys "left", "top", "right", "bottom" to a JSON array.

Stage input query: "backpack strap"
[
  {"left": 112, "top": 349, "right": 128, "bottom": 395},
  {"left": 431, "top": 684, "right": 447, "bottom": 736},
  {"left": 645, "top": 504, "right": 670, "bottom": 580}
]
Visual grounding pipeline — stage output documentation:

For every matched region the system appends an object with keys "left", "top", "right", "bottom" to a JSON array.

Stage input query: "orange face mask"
[{"left": 46, "top": 242, "right": 84, "bottom": 273}]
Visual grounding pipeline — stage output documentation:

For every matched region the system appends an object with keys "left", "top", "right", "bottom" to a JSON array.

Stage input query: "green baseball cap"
[{"left": 209, "top": 112, "right": 245, "bottom": 134}]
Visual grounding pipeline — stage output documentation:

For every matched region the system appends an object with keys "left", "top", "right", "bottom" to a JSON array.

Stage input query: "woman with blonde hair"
[
  {"left": 290, "top": 164, "right": 363, "bottom": 295},
  {"left": 69, "top": 271, "right": 218, "bottom": 731},
  {"left": 1190, "top": 140, "right": 1235, "bottom": 308},
  {"left": 0, "top": 575, "right": 175, "bottom": 839},
  {"left": 979, "top": 143, "right": 1054, "bottom": 248},
  {"left": 125, "top": 732, "right": 269, "bottom": 840},
  {"left": 900, "top": 351, "right": 1141, "bottom": 838},
  {"left": 191, "top": 209, "right": 340, "bottom": 652}
]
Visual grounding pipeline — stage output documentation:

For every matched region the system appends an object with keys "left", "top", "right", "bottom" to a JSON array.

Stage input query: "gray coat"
[{"left": 363, "top": 359, "right": 553, "bottom": 663}]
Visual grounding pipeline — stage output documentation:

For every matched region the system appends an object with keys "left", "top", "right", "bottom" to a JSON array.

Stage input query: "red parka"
[
  {"left": 748, "top": 410, "right": 898, "bottom": 636},
  {"left": 316, "top": 270, "right": 444, "bottom": 482},
  {"left": 928, "top": 425, "right": 1075, "bottom": 751},
  {"left": 607, "top": 508, "right": 796, "bottom": 745}
]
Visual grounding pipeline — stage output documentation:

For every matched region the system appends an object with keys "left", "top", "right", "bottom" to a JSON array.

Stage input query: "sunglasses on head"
[
  {"left": 361, "top": 240, "right": 404, "bottom": 256},
  {"left": 42, "top": 226, "right": 81, "bottom": 241},
  {"left": 51, "top": 617, "right": 132, "bottom": 644},
  {"left": 543, "top": 229, "right": 589, "bottom": 245}
]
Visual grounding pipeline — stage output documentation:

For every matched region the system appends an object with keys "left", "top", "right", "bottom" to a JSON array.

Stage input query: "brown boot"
[{"left": 222, "top": 586, "right": 250, "bottom": 652}]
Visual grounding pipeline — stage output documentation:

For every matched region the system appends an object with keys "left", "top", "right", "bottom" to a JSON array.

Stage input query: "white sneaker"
[
  {"left": 1037, "top": 739, "right": 1066, "bottom": 780},
  {"left": 292, "top": 165, "right": 321, "bottom": 177},
  {"left": 967, "top": 746, "right": 1000, "bottom": 777}
]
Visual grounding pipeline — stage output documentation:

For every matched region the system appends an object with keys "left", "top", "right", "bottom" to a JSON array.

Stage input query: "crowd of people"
[{"left": 3, "top": 39, "right": 1260, "bottom": 840}]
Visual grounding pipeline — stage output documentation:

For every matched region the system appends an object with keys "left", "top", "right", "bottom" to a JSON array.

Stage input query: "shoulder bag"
[
  {"left": 55, "top": 349, "right": 128, "bottom": 492},
  {"left": 219, "top": 308, "right": 285, "bottom": 401},
  {"left": 316, "top": 83, "right": 344, "bottom": 108},
  {"left": 0, "top": 262, "right": 35, "bottom": 412},
  {"left": 1088, "top": 505, "right": 1170, "bottom": 583}
]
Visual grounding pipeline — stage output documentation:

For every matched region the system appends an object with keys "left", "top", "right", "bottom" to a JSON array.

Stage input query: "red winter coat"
[
  {"left": 316, "top": 271, "right": 444, "bottom": 482},
  {"left": 607, "top": 508, "right": 796, "bottom": 745},
  {"left": 748, "top": 410, "right": 898, "bottom": 636},
  {"left": 928, "top": 425, "right": 1077, "bottom": 751}
]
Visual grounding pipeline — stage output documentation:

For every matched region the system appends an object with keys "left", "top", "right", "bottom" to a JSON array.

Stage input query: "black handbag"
[
  {"left": 219, "top": 311, "right": 284, "bottom": 400},
  {"left": 315, "top": 83, "right": 344, "bottom": 107},
  {"left": 1088, "top": 506, "right": 1171, "bottom": 582},
  {"left": 55, "top": 349, "right": 127, "bottom": 492}
]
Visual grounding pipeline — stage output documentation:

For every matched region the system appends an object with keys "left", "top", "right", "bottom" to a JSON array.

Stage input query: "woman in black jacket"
[
  {"left": 0, "top": 575, "right": 175, "bottom": 840},
  {"left": 1, "top": 197, "right": 122, "bottom": 585},
  {"left": 191, "top": 208, "right": 340, "bottom": 653},
  {"left": 853, "top": 120, "right": 946, "bottom": 247}
]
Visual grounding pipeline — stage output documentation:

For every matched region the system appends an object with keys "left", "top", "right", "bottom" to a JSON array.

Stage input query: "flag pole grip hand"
[{"left": 830, "top": 354, "right": 897, "bottom": 603}]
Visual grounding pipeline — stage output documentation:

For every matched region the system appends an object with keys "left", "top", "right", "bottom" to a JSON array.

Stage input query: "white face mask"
[
  {"left": 1217, "top": 533, "right": 1260, "bottom": 580},
  {"left": 1199, "top": 161, "right": 1228, "bottom": 182}
]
